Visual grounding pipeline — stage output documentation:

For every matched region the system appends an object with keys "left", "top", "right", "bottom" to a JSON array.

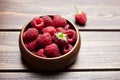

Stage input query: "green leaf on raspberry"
[{"left": 55, "top": 32, "right": 67, "bottom": 41}]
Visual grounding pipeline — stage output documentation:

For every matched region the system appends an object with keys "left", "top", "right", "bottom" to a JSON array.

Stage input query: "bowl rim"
[{"left": 20, "top": 15, "right": 80, "bottom": 60}]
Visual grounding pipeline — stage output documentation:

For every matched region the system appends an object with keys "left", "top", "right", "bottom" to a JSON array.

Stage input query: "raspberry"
[
  {"left": 42, "top": 16, "right": 53, "bottom": 27},
  {"left": 53, "top": 15, "right": 67, "bottom": 27},
  {"left": 75, "top": 12, "right": 87, "bottom": 26},
  {"left": 43, "top": 26, "right": 56, "bottom": 36},
  {"left": 36, "top": 33, "right": 52, "bottom": 48},
  {"left": 56, "top": 27, "right": 66, "bottom": 33},
  {"left": 44, "top": 43, "right": 60, "bottom": 57},
  {"left": 23, "top": 15, "right": 78, "bottom": 58},
  {"left": 23, "top": 28, "right": 39, "bottom": 42},
  {"left": 25, "top": 40, "right": 37, "bottom": 51},
  {"left": 64, "top": 24, "right": 71, "bottom": 30},
  {"left": 36, "top": 49, "right": 46, "bottom": 57},
  {"left": 31, "top": 17, "right": 44, "bottom": 30},
  {"left": 62, "top": 44, "right": 73, "bottom": 54},
  {"left": 65, "top": 29, "right": 77, "bottom": 44},
  {"left": 52, "top": 32, "right": 68, "bottom": 49}
]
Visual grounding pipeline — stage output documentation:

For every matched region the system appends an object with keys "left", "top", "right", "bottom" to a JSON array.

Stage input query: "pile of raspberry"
[{"left": 23, "top": 15, "right": 77, "bottom": 58}]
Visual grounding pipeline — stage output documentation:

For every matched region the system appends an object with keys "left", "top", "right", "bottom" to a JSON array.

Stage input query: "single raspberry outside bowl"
[{"left": 19, "top": 15, "right": 81, "bottom": 71}]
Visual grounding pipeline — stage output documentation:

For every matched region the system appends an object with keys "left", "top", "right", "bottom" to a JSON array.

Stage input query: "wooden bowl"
[{"left": 19, "top": 15, "right": 81, "bottom": 71}]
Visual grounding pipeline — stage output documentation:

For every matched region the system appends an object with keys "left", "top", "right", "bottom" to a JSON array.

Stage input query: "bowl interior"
[{"left": 20, "top": 15, "right": 80, "bottom": 60}]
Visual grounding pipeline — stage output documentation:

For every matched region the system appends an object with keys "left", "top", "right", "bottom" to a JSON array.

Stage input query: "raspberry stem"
[
  {"left": 74, "top": 5, "right": 83, "bottom": 14},
  {"left": 74, "top": 5, "right": 79, "bottom": 14}
]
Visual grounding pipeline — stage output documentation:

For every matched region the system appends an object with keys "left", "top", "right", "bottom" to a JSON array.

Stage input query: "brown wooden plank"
[
  {"left": 0, "top": 31, "right": 120, "bottom": 70},
  {"left": 0, "top": 0, "right": 120, "bottom": 30},
  {"left": 0, "top": 71, "right": 120, "bottom": 80}
]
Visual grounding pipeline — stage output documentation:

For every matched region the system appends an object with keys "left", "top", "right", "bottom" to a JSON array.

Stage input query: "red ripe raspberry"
[
  {"left": 53, "top": 15, "right": 67, "bottom": 27},
  {"left": 43, "top": 26, "right": 56, "bottom": 36},
  {"left": 36, "top": 49, "right": 46, "bottom": 57},
  {"left": 62, "top": 44, "right": 73, "bottom": 54},
  {"left": 31, "top": 17, "right": 44, "bottom": 30},
  {"left": 64, "top": 24, "right": 71, "bottom": 30},
  {"left": 44, "top": 43, "right": 60, "bottom": 57},
  {"left": 65, "top": 29, "right": 77, "bottom": 44},
  {"left": 25, "top": 40, "right": 37, "bottom": 51},
  {"left": 23, "top": 28, "right": 39, "bottom": 42},
  {"left": 42, "top": 16, "right": 53, "bottom": 27},
  {"left": 52, "top": 32, "right": 68, "bottom": 50},
  {"left": 36, "top": 33, "right": 52, "bottom": 48},
  {"left": 75, "top": 12, "right": 87, "bottom": 26},
  {"left": 56, "top": 27, "right": 66, "bottom": 33}
]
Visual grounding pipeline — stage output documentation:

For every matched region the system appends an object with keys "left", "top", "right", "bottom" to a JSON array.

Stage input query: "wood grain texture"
[
  {"left": 0, "top": 32, "right": 120, "bottom": 70},
  {"left": 0, "top": 71, "right": 120, "bottom": 80},
  {"left": 0, "top": 0, "right": 120, "bottom": 79},
  {"left": 0, "top": 0, "right": 120, "bottom": 30}
]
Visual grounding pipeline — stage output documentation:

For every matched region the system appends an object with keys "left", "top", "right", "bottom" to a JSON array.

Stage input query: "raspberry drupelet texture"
[
  {"left": 36, "top": 33, "right": 52, "bottom": 48},
  {"left": 53, "top": 15, "right": 67, "bottom": 27},
  {"left": 44, "top": 43, "right": 60, "bottom": 57},
  {"left": 43, "top": 26, "right": 56, "bottom": 36},
  {"left": 56, "top": 27, "right": 66, "bottom": 33},
  {"left": 62, "top": 44, "right": 73, "bottom": 54},
  {"left": 42, "top": 15, "right": 53, "bottom": 27},
  {"left": 31, "top": 17, "right": 44, "bottom": 30},
  {"left": 65, "top": 29, "right": 77, "bottom": 44},
  {"left": 23, "top": 28, "right": 39, "bottom": 42},
  {"left": 36, "top": 49, "right": 46, "bottom": 57},
  {"left": 24, "top": 40, "right": 37, "bottom": 51}
]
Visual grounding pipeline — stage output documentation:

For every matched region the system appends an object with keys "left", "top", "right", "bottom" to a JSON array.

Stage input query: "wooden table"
[{"left": 0, "top": 0, "right": 120, "bottom": 79}]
